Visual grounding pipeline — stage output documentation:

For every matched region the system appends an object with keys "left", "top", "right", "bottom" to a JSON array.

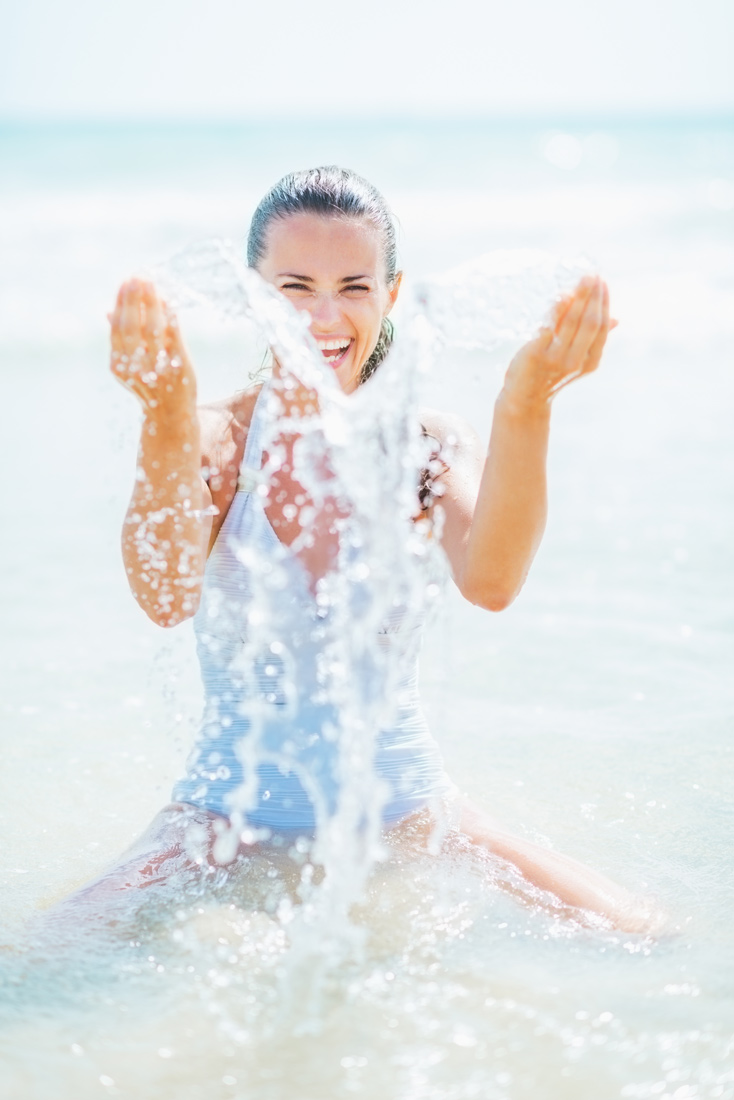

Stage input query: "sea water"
[{"left": 1, "top": 118, "right": 733, "bottom": 1099}]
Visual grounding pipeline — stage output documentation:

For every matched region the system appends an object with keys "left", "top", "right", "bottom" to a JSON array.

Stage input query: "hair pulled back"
[{"left": 247, "top": 166, "right": 398, "bottom": 383}]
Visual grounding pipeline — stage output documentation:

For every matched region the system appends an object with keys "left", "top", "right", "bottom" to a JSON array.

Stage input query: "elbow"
[
  {"left": 151, "top": 610, "right": 193, "bottom": 629},
  {"left": 468, "top": 588, "right": 517, "bottom": 613},
  {"left": 458, "top": 573, "right": 522, "bottom": 613},
  {"left": 479, "top": 590, "right": 516, "bottom": 613},
  {"left": 144, "top": 606, "right": 198, "bottom": 629},
  {"left": 135, "top": 588, "right": 202, "bottom": 628}
]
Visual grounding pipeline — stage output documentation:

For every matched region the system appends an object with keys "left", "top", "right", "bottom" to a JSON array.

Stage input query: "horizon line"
[{"left": 1, "top": 109, "right": 733, "bottom": 128}]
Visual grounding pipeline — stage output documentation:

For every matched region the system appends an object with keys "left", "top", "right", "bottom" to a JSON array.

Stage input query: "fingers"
[
  {"left": 554, "top": 275, "right": 597, "bottom": 345},
  {"left": 119, "top": 279, "right": 143, "bottom": 347},
  {"left": 550, "top": 291, "right": 576, "bottom": 333},
  {"left": 161, "top": 298, "right": 179, "bottom": 334},
  {"left": 141, "top": 283, "right": 167, "bottom": 354},
  {"left": 110, "top": 279, "right": 162, "bottom": 390},
  {"left": 507, "top": 274, "right": 615, "bottom": 408},
  {"left": 108, "top": 282, "right": 126, "bottom": 351},
  {"left": 552, "top": 277, "right": 594, "bottom": 340},
  {"left": 582, "top": 280, "right": 612, "bottom": 374},
  {"left": 109, "top": 277, "right": 194, "bottom": 415},
  {"left": 553, "top": 275, "right": 606, "bottom": 375},
  {"left": 110, "top": 278, "right": 173, "bottom": 353},
  {"left": 111, "top": 279, "right": 147, "bottom": 363},
  {"left": 600, "top": 278, "right": 610, "bottom": 329},
  {"left": 529, "top": 324, "right": 556, "bottom": 356}
]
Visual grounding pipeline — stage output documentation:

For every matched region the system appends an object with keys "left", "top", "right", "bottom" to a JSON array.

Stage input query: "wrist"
[
  {"left": 139, "top": 363, "right": 198, "bottom": 420},
  {"left": 142, "top": 397, "right": 199, "bottom": 437},
  {"left": 495, "top": 384, "right": 553, "bottom": 424}
]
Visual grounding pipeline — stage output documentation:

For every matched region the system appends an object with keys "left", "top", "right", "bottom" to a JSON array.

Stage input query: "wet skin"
[{"left": 86, "top": 212, "right": 667, "bottom": 935}]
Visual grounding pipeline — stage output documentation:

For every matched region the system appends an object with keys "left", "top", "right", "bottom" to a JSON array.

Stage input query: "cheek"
[
  {"left": 282, "top": 296, "right": 311, "bottom": 315},
  {"left": 354, "top": 303, "right": 384, "bottom": 343}
]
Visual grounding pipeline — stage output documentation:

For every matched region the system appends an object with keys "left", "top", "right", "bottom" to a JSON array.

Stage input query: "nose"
[{"left": 307, "top": 292, "right": 342, "bottom": 330}]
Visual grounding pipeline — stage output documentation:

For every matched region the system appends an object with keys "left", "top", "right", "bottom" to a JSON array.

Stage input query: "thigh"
[
  {"left": 457, "top": 796, "right": 663, "bottom": 932},
  {"left": 39, "top": 804, "right": 227, "bottom": 933}
]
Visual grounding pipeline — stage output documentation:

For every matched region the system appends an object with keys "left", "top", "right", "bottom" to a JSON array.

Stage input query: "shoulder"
[
  {"left": 199, "top": 388, "right": 259, "bottom": 456},
  {"left": 417, "top": 407, "right": 485, "bottom": 524},
  {"left": 199, "top": 386, "right": 262, "bottom": 495},
  {"left": 418, "top": 407, "right": 483, "bottom": 467}
]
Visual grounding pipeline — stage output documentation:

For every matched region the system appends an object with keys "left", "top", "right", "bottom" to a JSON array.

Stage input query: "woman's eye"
[
  {"left": 343, "top": 285, "right": 370, "bottom": 294},
  {"left": 281, "top": 283, "right": 311, "bottom": 293}
]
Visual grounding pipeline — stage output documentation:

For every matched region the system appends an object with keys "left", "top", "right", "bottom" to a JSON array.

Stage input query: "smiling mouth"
[{"left": 315, "top": 338, "right": 353, "bottom": 366}]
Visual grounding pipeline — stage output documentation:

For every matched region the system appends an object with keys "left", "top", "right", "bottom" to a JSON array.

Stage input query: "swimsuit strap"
[{"left": 237, "top": 382, "right": 270, "bottom": 494}]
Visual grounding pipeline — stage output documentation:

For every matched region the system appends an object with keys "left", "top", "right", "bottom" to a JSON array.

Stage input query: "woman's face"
[{"left": 257, "top": 213, "right": 401, "bottom": 394}]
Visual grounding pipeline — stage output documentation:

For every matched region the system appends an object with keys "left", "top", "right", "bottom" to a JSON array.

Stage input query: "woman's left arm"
[{"left": 436, "top": 275, "right": 613, "bottom": 611}]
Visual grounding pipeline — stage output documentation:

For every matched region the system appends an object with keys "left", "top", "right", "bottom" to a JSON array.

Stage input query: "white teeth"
[{"left": 316, "top": 338, "right": 351, "bottom": 351}]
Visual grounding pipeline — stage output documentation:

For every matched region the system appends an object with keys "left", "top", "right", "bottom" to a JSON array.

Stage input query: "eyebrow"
[{"left": 277, "top": 273, "right": 374, "bottom": 282}]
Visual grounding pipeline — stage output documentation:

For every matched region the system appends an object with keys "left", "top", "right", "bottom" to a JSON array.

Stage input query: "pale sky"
[{"left": 1, "top": 0, "right": 733, "bottom": 119}]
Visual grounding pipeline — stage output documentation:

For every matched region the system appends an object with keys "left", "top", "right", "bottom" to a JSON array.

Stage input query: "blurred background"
[{"left": 1, "top": 3, "right": 733, "bottom": 1098}]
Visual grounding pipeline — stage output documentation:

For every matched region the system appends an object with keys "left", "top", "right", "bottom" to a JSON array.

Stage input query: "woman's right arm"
[{"left": 110, "top": 279, "right": 213, "bottom": 628}]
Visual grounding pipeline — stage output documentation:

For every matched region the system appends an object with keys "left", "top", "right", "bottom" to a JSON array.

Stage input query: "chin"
[{"left": 335, "top": 363, "right": 362, "bottom": 394}]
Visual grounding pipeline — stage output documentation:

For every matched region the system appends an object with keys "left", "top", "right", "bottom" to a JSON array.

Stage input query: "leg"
[
  {"left": 35, "top": 803, "right": 240, "bottom": 938},
  {"left": 458, "top": 796, "right": 664, "bottom": 934}
]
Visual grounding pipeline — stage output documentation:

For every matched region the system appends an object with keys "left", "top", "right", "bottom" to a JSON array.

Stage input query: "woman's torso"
[{"left": 173, "top": 381, "right": 450, "bottom": 832}]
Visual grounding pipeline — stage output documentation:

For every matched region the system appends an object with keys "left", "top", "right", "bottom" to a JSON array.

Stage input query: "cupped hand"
[
  {"left": 109, "top": 278, "right": 197, "bottom": 417},
  {"left": 502, "top": 275, "right": 615, "bottom": 413}
]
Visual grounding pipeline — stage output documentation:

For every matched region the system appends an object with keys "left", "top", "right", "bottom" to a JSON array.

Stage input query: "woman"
[{"left": 78, "top": 166, "right": 654, "bottom": 932}]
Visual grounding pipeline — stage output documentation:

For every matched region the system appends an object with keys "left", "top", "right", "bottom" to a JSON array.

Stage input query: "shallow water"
[{"left": 1, "top": 118, "right": 733, "bottom": 1099}]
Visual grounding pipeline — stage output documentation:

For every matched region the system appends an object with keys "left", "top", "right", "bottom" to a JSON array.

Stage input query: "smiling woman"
[
  {"left": 257, "top": 213, "right": 400, "bottom": 392},
  {"left": 46, "top": 164, "right": 661, "bottom": 937},
  {"left": 246, "top": 167, "right": 401, "bottom": 386}
]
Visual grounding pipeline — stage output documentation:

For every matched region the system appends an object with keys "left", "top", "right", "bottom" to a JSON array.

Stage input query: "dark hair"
[
  {"left": 418, "top": 428, "right": 449, "bottom": 512},
  {"left": 247, "top": 166, "right": 398, "bottom": 384}
]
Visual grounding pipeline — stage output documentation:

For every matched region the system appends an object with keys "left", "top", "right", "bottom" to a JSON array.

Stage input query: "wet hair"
[
  {"left": 418, "top": 428, "right": 449, "bottom": 512},
  {"left": 247, "top": 166, "right": 398, "bottom": 384}
]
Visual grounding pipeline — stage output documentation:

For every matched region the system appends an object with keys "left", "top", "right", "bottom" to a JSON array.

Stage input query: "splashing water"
[
  {"left": 3, "top": 117, "right": 734, "bottom": 1100},
  {"left": 415, "top": 248, "right": 595, "bottom": 351},
  {"left": 146, "top": 240, "right": 594, "bottom": 1027}
]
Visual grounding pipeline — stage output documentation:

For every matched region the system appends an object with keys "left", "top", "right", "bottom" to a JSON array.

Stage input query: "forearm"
[
  {"left": 441, "top": 276, "right": 611, "bottom": 610},
  {"left": 122, "top": 409, "right": 207, "bottom": 627},
  {"left": 461, "top": 389, "right": 550, "bottom": 610}
]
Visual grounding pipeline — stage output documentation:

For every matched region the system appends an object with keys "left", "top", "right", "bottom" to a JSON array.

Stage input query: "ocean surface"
[{"left": 1, "top": 117, "right": 733, "bottom": 1099}]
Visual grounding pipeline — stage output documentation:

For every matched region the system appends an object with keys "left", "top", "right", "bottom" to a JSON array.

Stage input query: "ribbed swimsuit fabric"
[{"left": 172, "top": 382, "right": 450, "bottom": 833}]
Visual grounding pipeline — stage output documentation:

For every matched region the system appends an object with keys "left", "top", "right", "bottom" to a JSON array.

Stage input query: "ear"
[{"left": 385, "top": 271, "right": 403, "bottom": 315}]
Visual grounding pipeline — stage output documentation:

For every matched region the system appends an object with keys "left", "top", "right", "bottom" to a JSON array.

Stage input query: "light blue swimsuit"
[{"left": 173, "top": 383, "right": 450, "bottom": 833}]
